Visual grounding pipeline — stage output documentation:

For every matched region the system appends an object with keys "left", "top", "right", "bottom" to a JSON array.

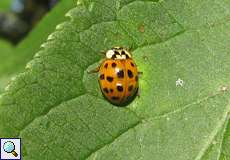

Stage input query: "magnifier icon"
[{"left": 3, "top": 141, "right": 18, "bottom": 157}]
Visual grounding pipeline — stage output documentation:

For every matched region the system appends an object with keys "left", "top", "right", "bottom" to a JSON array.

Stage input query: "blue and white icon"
[
  {"left": 3, "top": 141, "right": 18, "bottom": 157},
  {"left": 0, "top": 138, "right": 21, "bottom": 160}
]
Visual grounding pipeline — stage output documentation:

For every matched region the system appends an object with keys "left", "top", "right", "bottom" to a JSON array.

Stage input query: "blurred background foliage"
[
  {"left": 0, "top": 0, "right": 76, "bottom": 93},
  {"left": 0, "top": 0, "right": 11, "bottom": 11}
]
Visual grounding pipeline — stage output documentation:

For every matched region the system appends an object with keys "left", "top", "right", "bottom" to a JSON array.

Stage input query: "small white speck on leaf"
[
  {"left": 143, "top": 55, "right": 149, "bottom": 61},
  {"left": 212, "top": 141, "right": 217, "bottom": 145},
  {"left": 166, "top": 117, "right": 170, "bottom": 121},
  {"left": 176, "top": 78, "right": 184, "bottom": 87},
  {"left": 219, "top": 85, "right": 228, "bottom": 92}
]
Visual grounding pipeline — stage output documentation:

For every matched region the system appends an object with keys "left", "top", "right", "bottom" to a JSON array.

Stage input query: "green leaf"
[
  {"left": 0, "top": 0, "right": 11, "bottom": 11},
  {"left": 220, "top": 119, "right": 230, "bottom": 159},
  {"left": 0, "top": 0, "right": 230, "bottom": 159}
]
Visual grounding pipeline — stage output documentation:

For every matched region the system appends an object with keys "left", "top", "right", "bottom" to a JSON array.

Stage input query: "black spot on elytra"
[
  {"left": 112, "top": 63, "right": 116, "bottom": 68},
  {"left": 103, "top": 88, "right": 109, "bottom": 94},
  {"left": 117, "top": 85, "right": 123, "bottom": 92},
  {"left": 110, "top": 89, "right": 114, "bottom": 93},
  {"left": 121, "top": 50, "right": 126, "bottom": 55},
  {"left": 117, "top": 70, "right": 124, "bottom": 78},
  {"left": 128, "top": 85, "right": 133, "bottom": 92},
  {"left": 106, "top": 76, "right": 114, "bottom": 82},
  {"left": 127, "top": 70, "right": 133, "bottom": 78},
  {"left": 104, "top": 63, "right": 108, "bottom": 68},
  {"left": 100, "top": 74, "right": 104, "bottom": 80},
  {"left": 135, "top": 76, "right": 138, "bottom": 81},
  {"left": 130, "top": 62, "right": 135, "bottom": 67},
  {"left": 111, "top": 96, "right": 120, "bottom": 100}
]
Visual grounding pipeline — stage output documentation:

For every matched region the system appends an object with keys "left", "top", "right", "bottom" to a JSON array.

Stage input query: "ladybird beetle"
[{"left": 89, "top": 46, "right": 141, "bottom": 106}]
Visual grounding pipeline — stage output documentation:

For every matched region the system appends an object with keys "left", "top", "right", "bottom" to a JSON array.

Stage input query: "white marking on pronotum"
[
  {"left": 106, "top": 50, "right": 114, "bottom": 59},
  {"left": 176, "top": 78, "right": 184, "bottom": 87}
]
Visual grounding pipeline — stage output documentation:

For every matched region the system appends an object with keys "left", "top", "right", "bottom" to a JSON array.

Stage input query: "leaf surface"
[{"left": 0, "top": 0, "right": 230, "bottom": 159}]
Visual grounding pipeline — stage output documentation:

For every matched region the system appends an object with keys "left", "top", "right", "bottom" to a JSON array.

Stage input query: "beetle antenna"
[{"left": 100, "top": 50, "right": 106, "bottom": 55}]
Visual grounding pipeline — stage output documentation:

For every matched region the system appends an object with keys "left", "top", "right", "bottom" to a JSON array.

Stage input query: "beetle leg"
[
  {"left": 136, "top": 72, "right": 143, "bottom": 98},
  {"left": 99, "top": 50, "right": 106, "bottom": 56},
  {"left": 87, "top": 66, "right": 100, "bottom": 74},
  {"left": 137, "top": 87, "right": 141, "bottom": 98},
  {"left": 88, "top": 59, "right": 105, "bottom": 74},
  {"left": 138, "top": 72, "right": 143, "bottom": 77}
]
